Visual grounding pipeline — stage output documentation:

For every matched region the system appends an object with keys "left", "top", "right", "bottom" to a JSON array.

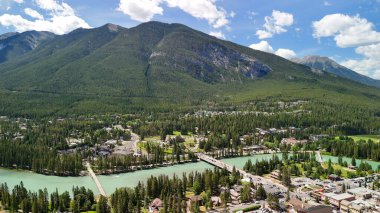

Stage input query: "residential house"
[
  {"left": 149, "top": 198, "right": 163, "bottom": 213},
  {"left": 281, "top": 137, "right": 308, "bottom": 146},
  {"left": 321, "top": 192, "right": 355, "bottom": 209}
]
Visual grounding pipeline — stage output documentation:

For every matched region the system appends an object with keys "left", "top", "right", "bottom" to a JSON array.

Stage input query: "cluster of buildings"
[
  {"left": 256, "top": 128, "right": 289, "bottom": 136},
  {"left": 281, "top": 137, "right": 308, "bottom": 146},
  {"left": 338, "top": 187, "right": 380, "bottom": 212},
  {"left": 288, "top": 175, "right": 380, "bottom": 213}
]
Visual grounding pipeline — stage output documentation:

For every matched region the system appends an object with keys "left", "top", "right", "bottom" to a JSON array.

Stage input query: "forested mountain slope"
[{"left": 0, "top": 21, "right": 379, "bottom": 116}]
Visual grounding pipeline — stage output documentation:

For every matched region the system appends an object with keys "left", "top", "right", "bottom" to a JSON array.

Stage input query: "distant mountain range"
[
  {"left": 0, "top": 31, "right": 55, "bottom": 63},
  {"left": 292, "top": 55, "right": 380, "bottom": 88},
  {"left": 0, "top": 21, "right": 379, "bottom": 115}
]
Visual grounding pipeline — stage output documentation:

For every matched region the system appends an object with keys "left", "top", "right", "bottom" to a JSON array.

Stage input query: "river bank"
[{"left": 1, "top": 153, "right": 379, "bottom": 195}]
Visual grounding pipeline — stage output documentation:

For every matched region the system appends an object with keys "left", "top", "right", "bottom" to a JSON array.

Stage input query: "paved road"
[
  {"left": 113, "top": 131, "right": 140, "bottom": 155},
  {"left": 86, "top": 162, "right": 107, "bottom": 196},
  {"left": 197, "top": 153, "right": 289, "bottom": 193},
  {"left": 128, "top": 132, "right": 140, "bottom": 153}
]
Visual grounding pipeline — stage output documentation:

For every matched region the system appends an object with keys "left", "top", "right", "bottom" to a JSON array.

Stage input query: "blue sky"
[{"left": 0, "top": 0, "right": 380, "bottom": 79}]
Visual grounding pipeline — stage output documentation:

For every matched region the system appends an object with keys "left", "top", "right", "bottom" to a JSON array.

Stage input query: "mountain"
[
  {"left": 292, "top": 55, "right": 380, "bottom": 88},
  {"left": 0, "top": 31, "right": 56, "bottom": 63},
  {"left": 0, "top": 22, "right": 379, "bottom": 116}
]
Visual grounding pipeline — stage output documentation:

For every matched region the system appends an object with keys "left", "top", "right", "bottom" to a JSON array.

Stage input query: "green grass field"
[{"left": 348, "top": 135, "right": 380, "bottom": 142}]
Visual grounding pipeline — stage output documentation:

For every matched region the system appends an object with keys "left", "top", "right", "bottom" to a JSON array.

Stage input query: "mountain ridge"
[
  {"left": 292, "top": 55, "right": 380, "bottom": 88},
  {"left": 0, "top": 31, "right": 56, "bottom": 63},
  {"left": 0, "top": 21, "right": 379, "bottom": 116}
]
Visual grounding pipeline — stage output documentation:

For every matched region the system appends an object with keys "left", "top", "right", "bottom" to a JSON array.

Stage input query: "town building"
[
  {"left": 149, "top": 198, "right": 163, "bottom": 213},
  {"left": 340, "top": 200, "right": 350, "bottom": 213},
  {"left": 297, "top": 205, "right": 333, "bottom": 213},
  {"left": 281, "top": 137, "right": 308, "bottom": 146},
  {"left": 288, "top": 198, "right": 309, "bottom": 213},
  {"left": 347, "top": 187, "right": 374, "bottom": 199},
  {"left": 321, "top": 192, "right": 355, "bottom": 209}
]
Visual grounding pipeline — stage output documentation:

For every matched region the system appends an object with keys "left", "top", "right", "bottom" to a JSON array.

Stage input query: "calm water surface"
[{"left": 1, "top": 153, "right": 378, "bottom": 195}]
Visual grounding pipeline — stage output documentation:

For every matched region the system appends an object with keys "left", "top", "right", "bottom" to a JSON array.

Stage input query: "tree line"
[{"left": 0, "top": 183, "right": 102, "bottom": 213}]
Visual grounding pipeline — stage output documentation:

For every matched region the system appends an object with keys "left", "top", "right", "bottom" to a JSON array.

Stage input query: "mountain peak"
[
  {"left": 101, "top": 23, "right": 124, "bottom": 32},
  {"left": 0, "top": 30, "right": 56, "bottom": 63},
  {"left": 293, "top": 55, "right": 333, "bottom": 64},
  {"left": 294, "top": 55, "right": 380, "bottom": 88}
]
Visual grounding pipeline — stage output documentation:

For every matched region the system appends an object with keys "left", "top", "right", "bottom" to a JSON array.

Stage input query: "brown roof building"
[
  {"left": 149, "top": 198, "right": 163, "bottom": 213},
  {"left": 298, "top": 205, "right": 333, "bottom": 213}
]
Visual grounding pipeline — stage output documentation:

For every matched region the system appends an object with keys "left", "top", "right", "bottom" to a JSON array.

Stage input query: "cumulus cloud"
[
  {"left": 117, "top": 0, "right": 230, "bottom": 28},
  {"left": 374, "top": 71, "right": 380, "bottom": 80},
  {"left": 209, "top": 31, "right": 225, "bottom": 39},
  {"left": 249, "top": 40, "right": 296, "bottom": 59},
  {"left": 249, "top": 41, "right": 274, "bottom": 53},
  {"left": 256, "top": 10, "right": 294, "bottom": 39},
  {"left": 24, "top": 8, "right": 44, "bottom": 20},
  {"left": 166, "top": 0, "right": 229, "bottom": 28},
  {"left": 0, "top": 0, "right": 90, "bottom": 35},
  {"left": 341, "top": 43, "right": 380, "bottom": 79},
  {"left": 117, "top": 0, "right": 163, "bottom": 22},
  {"left": 312, "top": 14, "right": 380, "bottom": 48},
  {"left": 275, "top": 48, "right": 296, "bottom": 59},
  {"left": 313, "top": 13, "right": 380, "bottom": 79}
]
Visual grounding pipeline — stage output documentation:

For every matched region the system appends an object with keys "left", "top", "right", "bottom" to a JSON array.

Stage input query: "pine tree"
[{"left": 96, "top": 195, "right": 110, "bottom": 213}]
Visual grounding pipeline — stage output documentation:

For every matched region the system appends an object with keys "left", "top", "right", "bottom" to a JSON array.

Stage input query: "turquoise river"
[{"left": 1, "top": 154, "right": 379, "bottom": 195}]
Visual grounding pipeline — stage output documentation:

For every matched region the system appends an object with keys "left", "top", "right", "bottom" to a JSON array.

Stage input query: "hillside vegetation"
[{"left": 0, "top": 22, "right": 379, "bottom": 117}]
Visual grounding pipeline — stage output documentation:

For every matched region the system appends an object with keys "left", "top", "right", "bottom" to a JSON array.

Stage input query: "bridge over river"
[
  {"left": 197, "top": 153, "right": 289, "bottom": 193},
  {"left": 86, "top": 162, "right": 107, "bottom": 197},
  {"left": 85, "top": 153, "right": 290, "bottom": 198}
]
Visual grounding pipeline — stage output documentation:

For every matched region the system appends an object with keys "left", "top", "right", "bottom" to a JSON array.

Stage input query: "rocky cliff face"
[{"left": 149, "top": 25, "right": 272, "bottom": 83}]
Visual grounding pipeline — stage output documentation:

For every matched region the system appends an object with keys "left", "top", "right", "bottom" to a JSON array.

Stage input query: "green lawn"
[
  {"left": 348, "top": 135, "right": 380, "bottom": 142},
  {"left": 144, "top": 136, "right": 161, "bottom": 142}
]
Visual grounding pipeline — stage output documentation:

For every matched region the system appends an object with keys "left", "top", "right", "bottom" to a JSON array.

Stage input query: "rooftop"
[
  {"left": 298, "top": 205, "right": 333, "bottom": 213},
  {"left": 323, "top": 192, "right": 354, "bottom": 201},
  {"left": 347, "top": 187, "right": 374, "bottom": 196}
]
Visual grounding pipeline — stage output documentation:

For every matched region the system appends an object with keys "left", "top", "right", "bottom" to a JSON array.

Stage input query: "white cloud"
[
  {"left": 249, "top": 40, "right": 296, "bottom": 59},
  {"left": 248, "top": 11, "right": 258, "bottom": 20},
  {"left": 324, "top": 1, "right": 332, "bottom": 6},
  {"left": 341, "top": 43, "right": 380, "bottom": 79},
  {"left": 165, "top": 0, "right": 229, "bottom": 28},
  {"left": 272, "top": 10, "right": 293, "bottom": 26},
  {"left": 249, "top": 41, "right": 274, "bottom": 53},
  {"left": 0, "top": 0, "right": 90, "bottom": 35},
  {"left": 24, "top": 8, "right": 44, "bottom": 20},
  {"left": 230, "top": 11, "right": 236, "bottom": 18},
  {"left": 312, "top": 14, "right": 380, "bottom": 48},
  {"left": 117, "top": 0, "right": 230, "bottom": 29},
  {"left": 13, "top": 0, "right": 23, "bottom": 3},
  {"left": 313, "top": 13, "right": 380, "bottom": 79},
  {"left": 374, "top": 71, "right": 380, "bottom": 80},
  {"left": 209, "top": 31, "right": 225, "bottom": 39},
  {"left": 275, "top": 48, "right": 296, "bottom": 59},
  {"left": 117, "top": 0, "right": 163, "bottom": 22},
  {"left": 255, "top": 30, "right": 273, "bottom": 40},
  {"left": 256, "top": 10, "right": 294, "bottom": 39}
]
